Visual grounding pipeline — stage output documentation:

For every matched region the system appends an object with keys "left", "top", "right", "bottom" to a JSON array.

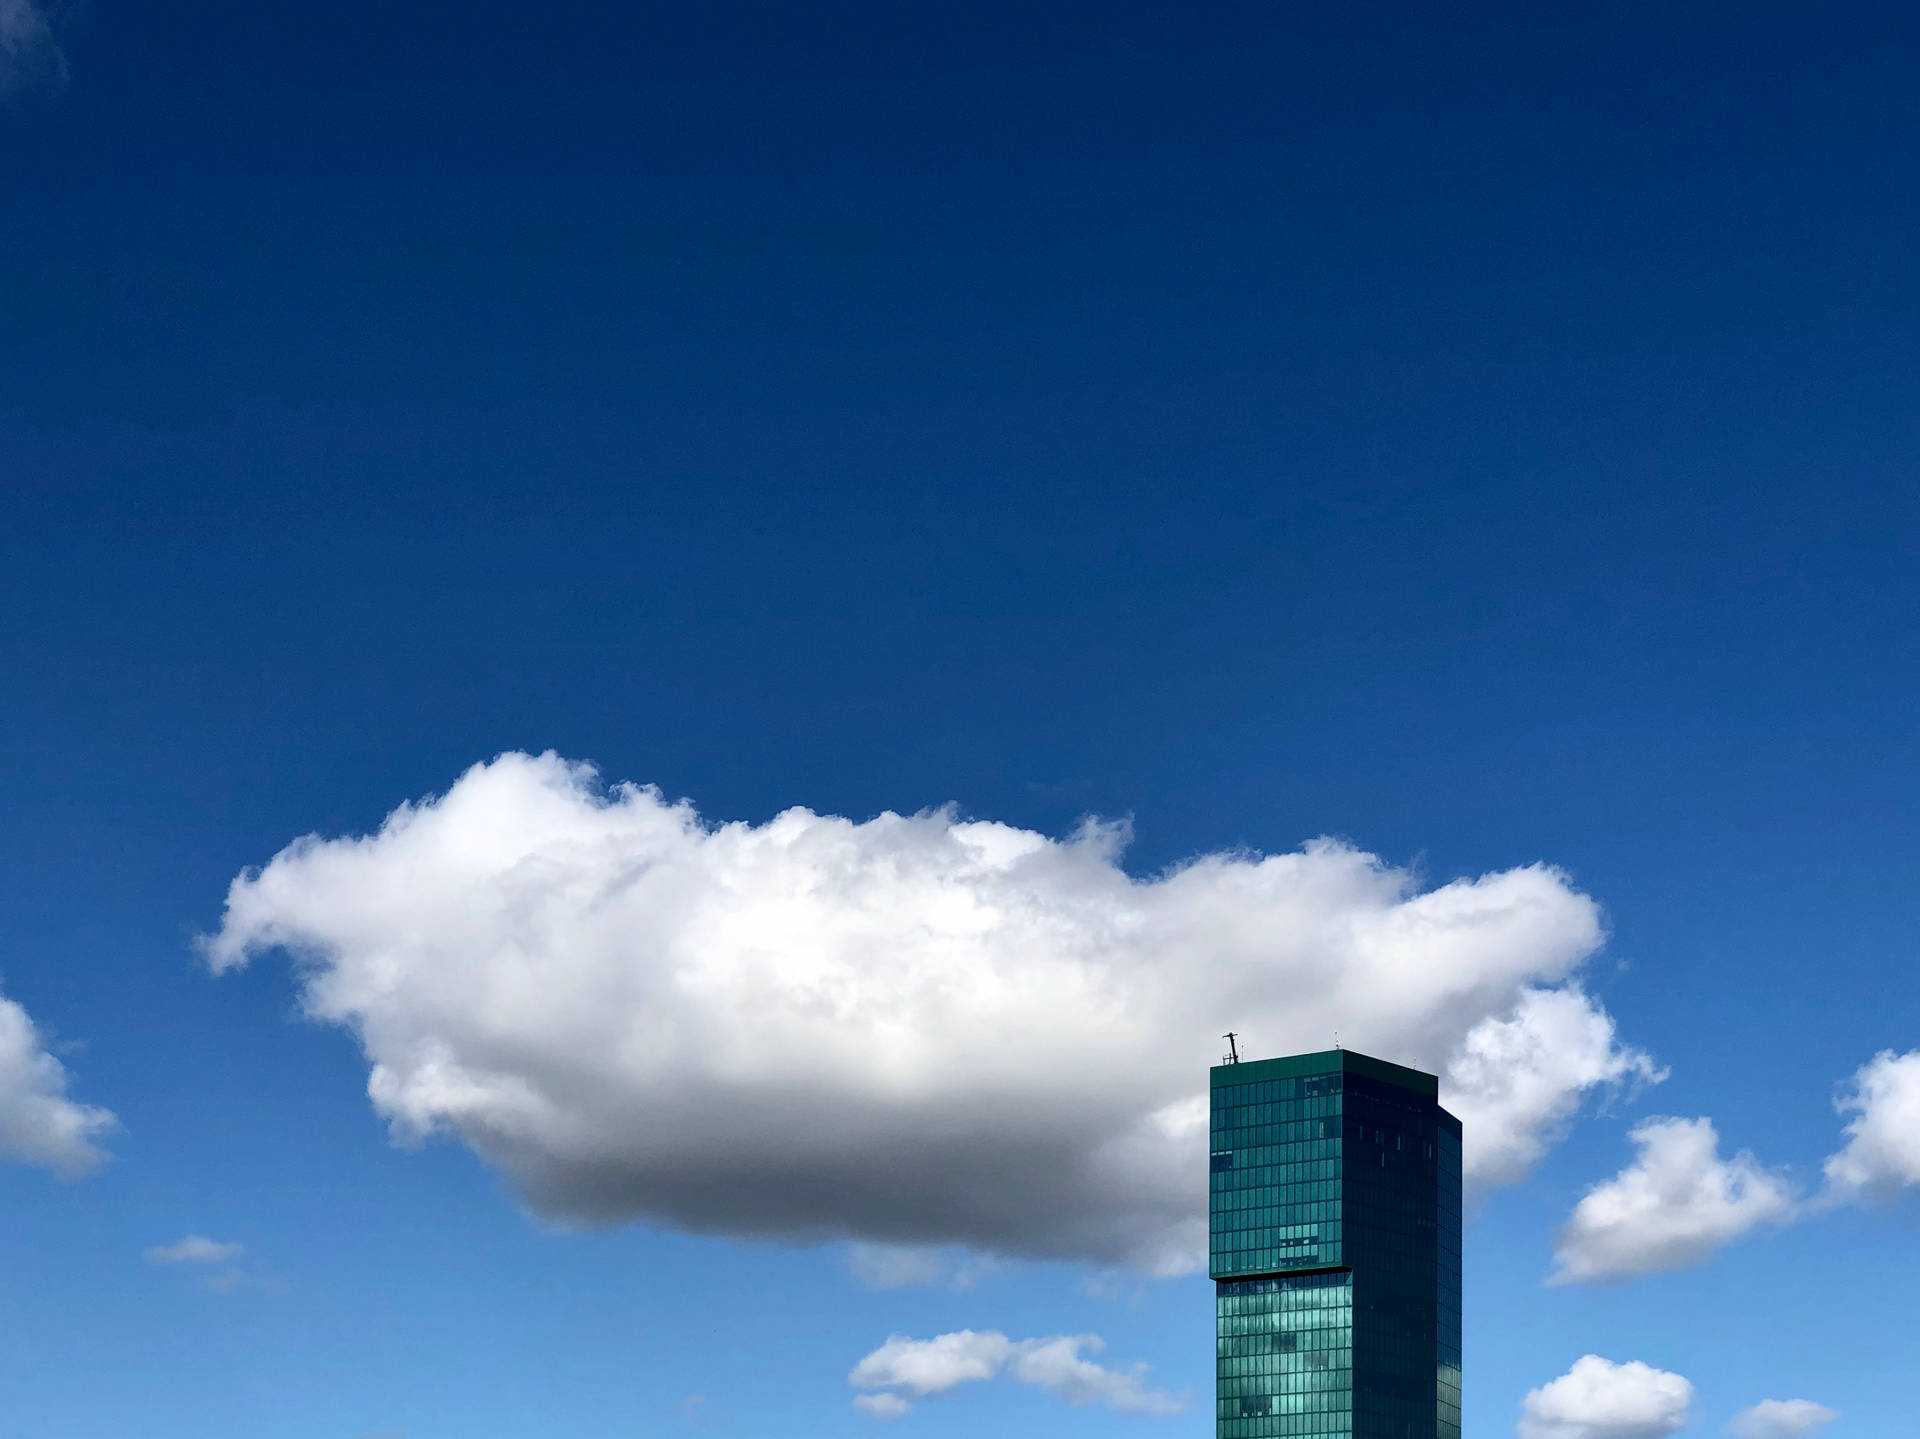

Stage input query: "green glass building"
[{"left": 1211, "top": 1048, "right": 1461, "bottom": 1439}]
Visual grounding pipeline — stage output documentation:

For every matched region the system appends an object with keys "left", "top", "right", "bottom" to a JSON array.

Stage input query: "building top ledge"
[{"left": 1209, "top": 1047, "right": 1439, "bottom": 1097}]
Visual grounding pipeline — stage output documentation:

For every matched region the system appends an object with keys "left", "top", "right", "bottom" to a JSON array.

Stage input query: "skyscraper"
[{"left": 1211, "top": 1047, "right": 1461, "bottom": 1439}]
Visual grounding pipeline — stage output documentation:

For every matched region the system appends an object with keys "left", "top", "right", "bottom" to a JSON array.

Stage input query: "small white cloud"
[
  {"left": 1519, "top": 1356, "right": 1692, "bottom": 1439},
  {"left": 851, "top": 1330, "right": 1012, "bottom": 1396},
  {"left": 0, "top": 986, "right": 114, "bottom": 1178},
  {"left": 1551, "top": 1117, "right": 1794, "bottom": 1283},
  {"left": 145, "top": 1235, "right": 244, "bottom": 1265},
  {"left": 848, "top": 1329, "right": 1180, "bottom": 1416},
  {"left": 204, "top": 752, "right": 1650, "bottom": 1271},
  {"left": 1725, "top": 1399, "right": 1839, "bottom": 1439},
  {"left": 1823, "top": 1049, "right": 1920, "bottom": 1201}
]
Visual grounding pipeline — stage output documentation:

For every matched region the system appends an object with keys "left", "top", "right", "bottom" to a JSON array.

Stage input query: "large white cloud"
[
  {"left": 204, "top": 751, "right": 1654, "bottom": 1270},
  {"left": 1519, "top": 1356, "right": 1693, "bottom": 1439},
  {"left": 1823, "top": 1049, "right": 1920, "bottom": 1201},
  {"left": 1725, "top": 1399, "right": 1838, "bottom": 1439},
  {"left": 0, "top": 984, "right": 114, "bottom": 1178},
  {"left": 847, "top": 1329, "right": 1181, "bottom": 1417},
  {"left": 1551, "top": 1117, "right": 1795, "bottom": 1283}
]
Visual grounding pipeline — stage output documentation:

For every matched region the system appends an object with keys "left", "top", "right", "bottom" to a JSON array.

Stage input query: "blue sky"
[{"left": 2, "top": 4, "right": 1917, "bottom": 1437}]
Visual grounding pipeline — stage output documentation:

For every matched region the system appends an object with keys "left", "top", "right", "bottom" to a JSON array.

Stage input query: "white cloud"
[
  {"left": 1446, "top": 986, "right": 1665, "bottom": 1192},
  {"left": 848, "top": 1329, "right": 1180, "bottom": 1417},
  {"left": 1823, "top": 1049, "right": 1920, "bottom": 1201},
  {"left": 844, "top": 1243, "right": 995, "bottom": 1291},
  {"left": 1519, "top": 1356, "right": 1693, "bottom": 1439},
  {"left": 1551, "top": 1117, "right": 1795, "bottom": 1283},
  {"left": 1552, "top": 1049, "right": 1920, "bottom": 1283},
  {"left": 145, "top": 1235, "right": 245, "bottom": 1265},
  {"left": 851, "top": 1330, "right": 1013, "bottom": 1396},
  {"left": 1007, "top": 1334, "right": 1183, "bottom": 1414},
  {"left": 204, "top": 752, "right": 1654, "bottom": 1270},
  {"left": 0, "top": 0, "right": 64, "bottom": 95},
  {"left": 1725, "top": 1399, "right": 1838, "bottom": 1439},
  {"left": 0, "top": 984, "right": 114, "bottom": 1178}
]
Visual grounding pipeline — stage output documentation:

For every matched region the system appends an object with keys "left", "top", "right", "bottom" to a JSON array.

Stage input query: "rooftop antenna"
[
  {"left": 1222, "top": 1031, "right": 1241, "bottom": 1065},
  {"left": 1334, "top": 1030, "right": 1341, "bottom": 1050}
]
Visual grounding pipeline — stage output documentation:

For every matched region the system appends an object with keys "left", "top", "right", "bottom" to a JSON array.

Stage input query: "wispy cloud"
[
  {"left": 144, "top": 1235, "right": 283, "bottom": 1295},
  {"left": 145, "top": 1235, "right": 245, "bottom": 1266},
  {"left": 0, "top": 0, "right": 66, "bottom": 97},
  {"left": 1725, "top": 1399, "right": 1838, "bottom": 1439},
  {"left": 843, "top": 1244, "right": 996, "bottom": 1291}
]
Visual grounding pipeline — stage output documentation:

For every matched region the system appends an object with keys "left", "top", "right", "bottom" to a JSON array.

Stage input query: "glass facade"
[{"left": 1211, "top": 1050, "right": 1462, "bottom": 1439}]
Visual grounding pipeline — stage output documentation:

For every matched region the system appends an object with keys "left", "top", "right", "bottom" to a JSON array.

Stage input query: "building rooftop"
[{"left": 1209, "top": 1046, "right": 1439, "bottom": 1097}]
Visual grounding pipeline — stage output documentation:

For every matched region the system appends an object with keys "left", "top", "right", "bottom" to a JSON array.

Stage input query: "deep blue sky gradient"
[{"left": 3, "top": 3, "right": 1918, "bottom": 1435}]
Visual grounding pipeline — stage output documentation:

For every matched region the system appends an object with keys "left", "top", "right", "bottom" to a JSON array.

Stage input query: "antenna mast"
[{"left": 1222, "top": 1031, "right": 1241, "bottom": 1064}]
